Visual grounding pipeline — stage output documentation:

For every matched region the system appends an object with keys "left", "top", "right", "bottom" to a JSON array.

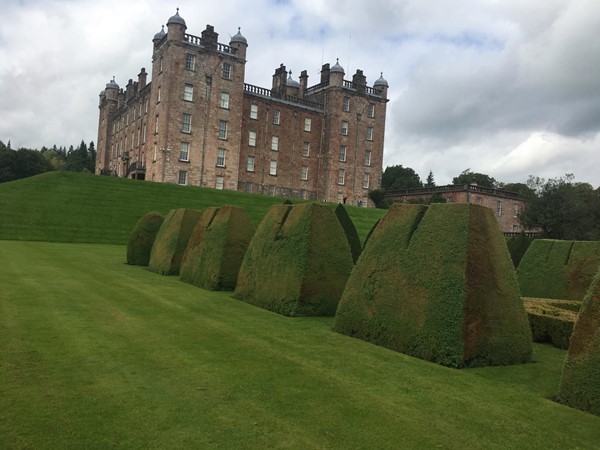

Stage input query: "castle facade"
[{"left": 96, "top": 10, "right": 389, "bottom": 205}]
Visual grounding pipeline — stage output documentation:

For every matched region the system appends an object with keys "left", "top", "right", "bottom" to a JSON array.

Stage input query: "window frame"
[
  {"left": 215, "top": 176, "right": 224, "bottom": 190},
  {"left": 301, "top": 166, "right": 308, "bottom": 180},
  {"left": 341, "top": 121, "right": 349, "bottom": 136},
  {"left": 363, "top": 173, "right": 370, "bottom": 189},
  {"left": 273, "top": 109, "right": 281, "bottom": 125},
  {"left": 183, "top": 83, "right": 193, "bottom": 102},
  {"left": 178, "top": 170, "right": 188, "bottom": 186},
  {"left": 339, "top": 145, "right": 347, "bottom": 162},
  {"left": 302, "top": 142, "right": 310, "bottom": 157},
  {"left": 182, "top": 113, "right": 192, "bottom": 133},
  {"left": 248, "top": 131, "right": 257, "bottom": 147},
  {"left": 179, "top": 142, "right": 189, "bottom": 162},
  {"left": 250, "top": 104, "right": 258, "bottom": 120},
  {"left": 366, "top": 126, "right": 373, "bottom": 141},
  {"left": 218, "top": 120, "right": 228, "bottom": 140},
  {"left": 271, "top": 136, "right": 279, "bottom": 151},
  {"left": 304, "top": 117, "right": 311, "bottom": 132},
  {"left": 247, "top": 155, "right": 255, "bottom": 172},
  {"left": 343, "top": 96, "right": 350, "bottom": 112},
  {"left": 367, "top": 103, "right": 375, "bottom": 118},
  {"left": 222, "top": 62, "right": 232, "bottom": 80},
  {"left": 186, "top": 53, "right": 196, "bottom": 71},
  {"left": 216, "top": 148, "right": 226, "bottom": 167},
  {"left": 220, "top": 92, "right": 230, "bottom": 109},
  {"left": 338, "top": 168, "right": 345, "bottom": 185},
  {"left": 269, "top": 160, "right": 277, "bottom": 176}
]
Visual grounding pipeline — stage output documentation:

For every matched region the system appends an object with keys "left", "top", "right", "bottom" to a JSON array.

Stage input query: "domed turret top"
[
  {"left": 105, "top": 76, "right": 119, "bottom": 90},
  {"left": 287, "top": 71, "right": 300, "bottom": 88},
  {"left": 153, "top": 25, "right": 166, "bottom": 41},
  {"left": 330, "top": 58, "right": 345, "bottom": 74},
  {"left": 230, "top": 27, "right": 247, "bottom": 45},
  {"left": 167, "top": 8, "right": 186, "bottom": 27},
  {"left": 374, "top": 72, "right": 389, "bottom": 87}
]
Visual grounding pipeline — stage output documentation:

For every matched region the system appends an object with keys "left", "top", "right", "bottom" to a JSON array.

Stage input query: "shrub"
[
  {"left": 234, "top": 203, "right": 353, "bottom": 317},
  {"left": 148, "top": 208, "right": 203, "bottom": 275},
  {"left": 558, "top": 268, "right": 600, "bottom": 416},
  {"left": 333, "top": 203, "right": 362, "bottom": 263},
  {"left": 126, "top": 211, "right": 164, "bottom": 266},
  {"left": 523, "top": 298, "right": 581, "bottom": 349},
  {"left": 180, "top": 206, "right": 255, "bottom": 291},
  {"left": 334, "top": 203, "right": 532, "bottom": 368},
  {"left": 517, "top": 240, "right": 600, "bottom": 299}
]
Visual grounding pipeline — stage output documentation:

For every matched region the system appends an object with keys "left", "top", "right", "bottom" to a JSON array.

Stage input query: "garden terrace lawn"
[
  {"left": 2, "top": 241, "right": 600, "bottom": 449},
  {"left": 0, "top": 172, "right": 385, "bottom": 245}
]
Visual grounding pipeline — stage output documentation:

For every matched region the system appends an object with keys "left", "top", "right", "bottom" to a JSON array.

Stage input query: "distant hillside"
[{"left": 0, "top": 172, "right": 384, "bottom": 245}]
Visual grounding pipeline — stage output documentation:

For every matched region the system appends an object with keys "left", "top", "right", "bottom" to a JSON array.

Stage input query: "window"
[
  {"left": 341, "top": 121, "right": 349, "bottom": 135},
  {"left": 219, "top": 120, "right": 228, "bottom": 139},
  {"left": 179, "top": 142, "right": 189, "bottom": 161},
  {"left": 184, "top": 84, "right": 193, "bottom": 101},
  {"left": 302, "top": 142, "right": 310, "bottom": 157},
  {"left": 145, "top": 99, "right": 149, "bottom": 113},
  {"left": 182, "top": 113, "right": 191, "bottom": 133},
  {"left": 142, "top": 124, "right": 146, "bottom": 143},
  {"left": 512, "top": 224, "right": 519, "bottom": 232},
  {"left": 363, "top": 173, "right": 370, "bottom": 189},
  {"left": 186, "top": 53, "right": 195, "bottom": 71},
  {"left": 157, "top": 86, "right": 161, "bottom": 103},
  {"left": 250, "top": 104, "right": 258, "bottom": 120},
  {"left": 159, "top": 57, "right": 163, "bottom": 72},
  {"left": 222, "top": 62, "right": 232, "bottom": 79},
  {"left": 271, "top": 136, "right": 279, "bottom": 151},
  {"left": 476, "top": 197, "right": 482, "bottom": 204},
  {"left": 343, "top": 96, "right": 350, "bottom": 112},
  {"left": 248, "top": 131, "right": 256, "bottom": 147},
  {"left": 269, "top": 160, "right": 277, "bottom": 176},
  {"left": 339, "top": 145, "right": 347, "bottom": 162},
  {"left": 215, "top": 176, "right": 224, "bottom": 190},
  {"left": 216, "top": 148, "right": 225, "bottom": 167},
  {"left": 178, "top": 170, "right": 187, "bottom": 185},
  {"left": 301, "top": 166, "right": 308, "bottom": 180},
  {"left": 338, "top": 169, "right": 345, "bottom": 185},
  {"left": 247, "top": 156, "right": 255, "bottom": 172},
  {"left": 366, "top": 127, "right": 373, "bottom": 141},
  {"left": 154, "top": 115, "right": 159, "bottom": 134},
  {"left": 513, "top": 203, "right": 520, "bottom": 218},
  {"left": 364, "top": 150, "right": 371, "bottom": 166},
  {"left": 496, "top": 200, "right": 502, "bottom": 216},
  {"left": 273, "top": 109, "right": 281, "bottom": 125},
  {"left": 304, "top": 117, "right": 311, "bottom": 132},
  {"left": 367, "top": 103, "right": 375, "bottom": 118},
  {"left": 220, "top": 92, "right": 229, "bottom": 109},
  {"left": 153, "top": 144, "right": 157, "bottom": 162}
]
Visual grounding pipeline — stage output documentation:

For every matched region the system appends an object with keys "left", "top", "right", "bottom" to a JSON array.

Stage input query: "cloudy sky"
[{"left": 1, "top": 0, "right": 599, "bottom": 186}]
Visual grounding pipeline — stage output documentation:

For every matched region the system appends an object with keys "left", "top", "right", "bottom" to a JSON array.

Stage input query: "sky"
[{"left": 1, "top": 0, "right": 599, "bottom": 187}]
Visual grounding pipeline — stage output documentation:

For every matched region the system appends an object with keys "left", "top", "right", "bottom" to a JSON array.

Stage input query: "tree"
[
  {"left": 368, "top": 189, "right": 389, "bottom": 209},
  {"left": 381, "top": 165, "right": 423, "bottom": 191},
  {"left": 452, "top": 169, "right": 496, "bottom": 188},
  {"left": 519, "top": 174, "right": 599, "bottom": 240},
  {"left": 425, "top": 170, "right": 435, "bottom": 187}
]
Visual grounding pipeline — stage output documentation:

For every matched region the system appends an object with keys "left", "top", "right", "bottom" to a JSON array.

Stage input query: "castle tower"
[{"left": 96, "top": 77, "right": 120, "bottom": 175}]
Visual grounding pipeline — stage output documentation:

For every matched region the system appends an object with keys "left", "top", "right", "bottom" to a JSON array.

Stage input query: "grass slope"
[
  {"left": 2, "top": 241, "right": 600, "bottom": 449},
  {"left": 0, "top": 172, "right": 385, "bottom": 245}
]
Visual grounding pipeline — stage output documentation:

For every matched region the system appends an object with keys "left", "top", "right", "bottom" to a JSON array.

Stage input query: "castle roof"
[
  {"left": 230, "top": 27, "right": 247, "bottom": 45},
  {"left": 153, "top": 25, "right": 165, "bottom": 41},
  {"left": 330, "top": 58, "right": 345, "bottom": 74},
  {"left": 287, "top": 71, "right": 300, "bottom": 88},
  {"left": 167, "top": 9, "right": 186, "bottom": 27},
  {"left": 105, "top": 77, "right": 119, "bottom": 90},
  {"left": 374, "top": 72, "right": 389, "bottom": 87}
]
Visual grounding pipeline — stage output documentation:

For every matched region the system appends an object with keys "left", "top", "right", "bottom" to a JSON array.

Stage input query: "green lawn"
[
  {"left": 0, "top": 172, "right": 384, "bottom": 245},
  {"left": 2, "top": 241, "right": 600, "bottom": 449}
]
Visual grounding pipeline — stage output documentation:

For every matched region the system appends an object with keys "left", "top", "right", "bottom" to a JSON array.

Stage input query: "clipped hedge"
[
  {"left": 180, "top": 206, "right": 255, "bottom": 291},
  {"left": 558, "top": 269, "right": 600, "bottom": 416},
  {"left": 234, "top": 203, "right": 353, "bottom": 317},
  {"left": 334, "top": 203, "right": 532, "bottom": 368},
  {"left": 523, "top": 298, "right": 581, "bottom": 349},
  {"left": 517, "top": 239, "right": 600, "bottom": 299},
  {"left": 126, "top": 211, "right": 165, "bottom": 266},
  {"left": 506, "top": 234, "right": 533, "bottom": 267},
  {"left": 148, "top": 208, "right": 203, "bottom": 275},
  {"left": 333, "top": 203, "right": 362, "bottom": 263}
]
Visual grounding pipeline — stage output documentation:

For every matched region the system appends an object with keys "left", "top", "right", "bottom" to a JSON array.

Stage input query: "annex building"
[
  {"left": 96, "top": 10, "right": 389, "bottom": 206},
  {"left": 384, "top": 184, "right": 527, "bottom": 234}
]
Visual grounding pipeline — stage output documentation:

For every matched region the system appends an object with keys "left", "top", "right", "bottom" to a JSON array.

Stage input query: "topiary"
[{"left": 126, "top": 211, "right": 164, "bottom": 266}]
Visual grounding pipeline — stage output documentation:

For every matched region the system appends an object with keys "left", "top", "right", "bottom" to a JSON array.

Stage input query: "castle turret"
[
  {"left": 153, "top": 25, "right": 165, "bottom": 47},
  {"left": 166, "top": 9, "right": 186, "bottom": 41},
  {"left": 229, "top": 27, "right": 248, "bottom": 60},
  {"left": 373, "top": 72, "right": 389, "bottom": 98},
  {"left": 286, "top": 71, "right": 300, "bottom": 97},
  {"left": 329, "top": 59, "right": 344, "bottom": 87}
]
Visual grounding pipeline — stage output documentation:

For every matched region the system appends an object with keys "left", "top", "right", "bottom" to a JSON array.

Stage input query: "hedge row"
[
  {"left": 523, "top": 298, "right": 581, "bottom": 349},
  {"left": 126, "top": 211, "right": 165, "bottom": 266},
  {"left": 334, "top": 203, "right": 532, "bottom": 368},
  {"left": 517, "top": 239, "right": 600, "bottom": 300}
]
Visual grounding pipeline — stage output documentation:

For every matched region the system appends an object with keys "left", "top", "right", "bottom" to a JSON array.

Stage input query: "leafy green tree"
[
  {"left": 381, "top": 165, "right": 423, "bottom": 190},
  {"left": 425, "top": 171, "right": 435, "bottom": 187},
  {"left": 452, "top": 169, "right": 497, "bottom": 188},
  {"left": 520, "top": 174, "right": 599, "bottom": 240},
  {"left": 500, "top": 182, "right": 535, "bottom": 200}
]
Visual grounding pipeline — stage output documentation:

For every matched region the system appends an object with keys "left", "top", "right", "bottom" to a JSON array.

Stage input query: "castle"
[{"left": 96, "top": 10, "right": 389, "bottom": 205}]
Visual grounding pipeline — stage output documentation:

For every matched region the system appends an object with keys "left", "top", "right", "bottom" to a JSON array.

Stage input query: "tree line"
[
  {"left": 370, "top": 166, "right": 600, "bottom": 241},
  {"left": 0, "top": 140, "right": 96, "bottom": 183}
]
